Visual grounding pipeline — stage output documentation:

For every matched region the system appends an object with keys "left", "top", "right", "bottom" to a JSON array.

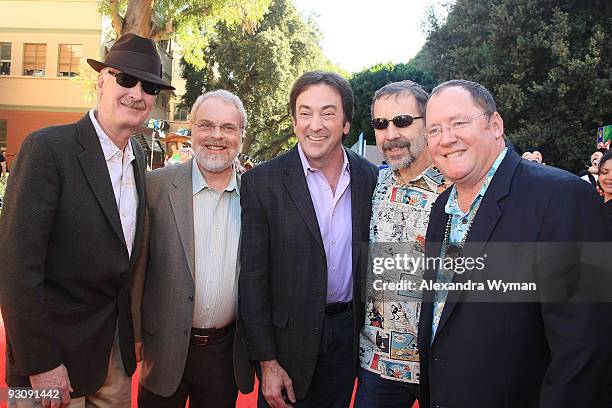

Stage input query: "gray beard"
[
  {"left": 383, "top": 136, "right": 426, "bottom": 170},
  {"left": 194, "top": 150, "right": 236, "bottom": 173}
]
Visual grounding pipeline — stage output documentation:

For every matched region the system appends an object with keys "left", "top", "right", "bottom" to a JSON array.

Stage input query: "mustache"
[
  {"left": 202, "top": 140, "right": 230, "bottom": 148},
  {"left": 120, "top": 97, "right": 146, "bottom": 110},
  {"left": 382, "top": 139, "right": 411, "bottom": 151}
]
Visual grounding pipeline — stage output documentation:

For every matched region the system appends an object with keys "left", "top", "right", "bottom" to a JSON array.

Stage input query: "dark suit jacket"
[
  {"left": 0, "top": 114, "right": 146, "bottom": 396},
  {"left": 418, "top": 149, "right": 612, "bottom": 408},
  {"left": 239, "top": 145, "right": 378, "bottom": 399},
  {"left": 130, "top": 160, "right": 253, "bottom": 397}
]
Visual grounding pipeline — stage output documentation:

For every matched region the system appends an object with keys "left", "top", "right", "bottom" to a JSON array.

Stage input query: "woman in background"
[{"left": 598, "top": 149, "right": 612, "bottom": 237}]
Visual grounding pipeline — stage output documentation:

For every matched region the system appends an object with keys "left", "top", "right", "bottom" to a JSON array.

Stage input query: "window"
[
  {"left": 23, "top": 43, "right": 46, "bottom": 76},
  {"left": 173, "top": 105, "right": 189, "bottom": 121},
  {"left": 157, "top": 92, "right": 169, "bottom": 109},
  {"left": 0, "top": 43, "right": 10, "bottom": 75},
  {"left": 58, "top": 44, "right": 81, "bottom": 77}
]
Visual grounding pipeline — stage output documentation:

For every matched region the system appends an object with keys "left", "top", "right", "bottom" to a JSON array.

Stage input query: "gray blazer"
[{"left": 131, "top": 159, "right": 253, "bottom": 397}]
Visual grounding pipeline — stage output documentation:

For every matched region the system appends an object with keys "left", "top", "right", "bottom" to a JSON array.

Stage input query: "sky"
[{"left": 292, "top": 0, "right": 448, "bottom": 74}]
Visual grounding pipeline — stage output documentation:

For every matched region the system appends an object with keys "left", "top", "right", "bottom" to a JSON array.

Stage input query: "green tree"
[
  {"left": 346, "top": 59, "right": 438, "bottom": 147},
  {"left": 420, "top": 0, "right": 612, "bottom": 171},
  {"left": 100, "top": 0, "right": 271, "bottom": 67},
  {"left": 181, "top": 0, "right": 342, "bottom": 159}
]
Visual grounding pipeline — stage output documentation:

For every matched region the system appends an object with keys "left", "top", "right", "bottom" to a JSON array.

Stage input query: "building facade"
[{"left": 0, "top": 0, "right": 173, "bottom": 166}]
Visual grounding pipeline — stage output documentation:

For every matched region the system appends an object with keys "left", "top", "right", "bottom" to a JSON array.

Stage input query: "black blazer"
[
  {"left": 239, "top": 145, "right": 378, "bottom": 399},
  {"left": 418, "top": 149, "right": 612, "bottom": 408},
  {"left": 0, "top": 115, "right": 146, "bottom": 396}
]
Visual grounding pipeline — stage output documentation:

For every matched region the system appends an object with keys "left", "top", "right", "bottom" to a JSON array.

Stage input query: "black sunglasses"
[
  {"left": 108, "top": 71, "right": 162, "bottom": 96},
  {"left": 371, "top": 114, "right": 423, "bottom": 130}
]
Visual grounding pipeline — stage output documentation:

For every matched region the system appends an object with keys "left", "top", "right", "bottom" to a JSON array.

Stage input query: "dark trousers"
[
  {"left": 138, "top": 328, "right": 238, "bottom": 408},
  {"left": 258, "top": 310, "right": 355, "bottom": 408},
  {"left": 354, "top": 367, "right": 418, "bottom": 408}
]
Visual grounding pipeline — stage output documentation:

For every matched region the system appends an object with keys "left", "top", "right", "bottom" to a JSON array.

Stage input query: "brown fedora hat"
[{"left": 87, "top": 33, "right": 175, "bottom": 90}]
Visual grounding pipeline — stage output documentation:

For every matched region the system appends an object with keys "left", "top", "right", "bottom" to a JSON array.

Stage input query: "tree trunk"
[
  {"left": 122, "top": 0, "right": 154, "bottom": 37},
  {"left": 242, "top": 132, "right": 256, "bottom": 156}
]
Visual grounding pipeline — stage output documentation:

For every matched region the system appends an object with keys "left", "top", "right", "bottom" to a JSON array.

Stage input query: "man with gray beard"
[
  {"left": 354, "top": 81, "right": 445, "bottom": 408},
  {"left": 131, "top": 90, "right": 253, "bottom": 407}
]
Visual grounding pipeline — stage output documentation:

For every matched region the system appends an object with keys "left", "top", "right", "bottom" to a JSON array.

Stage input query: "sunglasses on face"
[
  {"left": 371, "top": 114, "right": 423, "bottom": 130},
  {"left": 108, "top": 71, "right": 162, "bottom": 96}
]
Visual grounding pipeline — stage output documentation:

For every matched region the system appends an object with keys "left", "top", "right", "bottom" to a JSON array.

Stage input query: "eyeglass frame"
[
  {"left": 193, "top": 120, "right": 244, "bottom": 137},
  {"left": 425, "top": 111, "right": 492, "bottom": 139},
  {"left": 107, "top": 70, "right": 162, "bottom": 96}
]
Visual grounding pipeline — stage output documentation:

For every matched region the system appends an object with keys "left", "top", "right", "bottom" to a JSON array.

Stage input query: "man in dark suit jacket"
[
  {"left": 0, "top": 34, "right": 174, "bottom": 407},
  {"left": 131, "top": 90, "right": 253, "bottom": 408},
  {"left": 418, "top": 79, "right": 611, "bottom": 408},
  {"left": 239, "top": 71, "right": 378, "bottom": 408}
]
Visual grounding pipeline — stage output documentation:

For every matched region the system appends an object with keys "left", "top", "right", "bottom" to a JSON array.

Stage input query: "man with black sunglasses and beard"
[
  {"left": 354, "top": 81, "right": 445, "bottom": 408},
  {"left": 0, "top": 33, "right": 173, "bottom": 408}
]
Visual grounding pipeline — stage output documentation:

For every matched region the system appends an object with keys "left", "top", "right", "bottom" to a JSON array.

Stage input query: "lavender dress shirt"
[{"left": 297, "top": 143, "right": 353, "bottom": 303}]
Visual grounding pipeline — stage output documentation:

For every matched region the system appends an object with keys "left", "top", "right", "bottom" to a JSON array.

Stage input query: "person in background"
[
  {"left": 597, "top": 149, "right": 612, "bottom": 236},
  {"left": 579, "top": 149, "right": 606, "bottom": 191},
  {"left": 531, "top": 150, "right": 543, "bottom": 164},
  {"left": 522, "top": 150, "right": 544, "bottom": 164},
  {"left": 0, "top": 149, "right": 6, "bottom": 180}
]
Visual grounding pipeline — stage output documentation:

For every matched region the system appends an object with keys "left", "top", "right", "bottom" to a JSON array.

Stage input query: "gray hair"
[
  {"left": 429, "top": 79, "right": 497, "bottom": 114},
  {"left": 371, "top": 80, "right": 429, "bottom": 118},
  {"left": 189, "top": 90, "right": 248, "bottom": 129}
]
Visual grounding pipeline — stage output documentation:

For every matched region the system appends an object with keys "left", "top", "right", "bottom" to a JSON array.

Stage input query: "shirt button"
[
  {"left": 206, "top": 305, "right": 210, "bottom": 309},
  {"left": 314, "top": 328, "right": 320, "bottom": 335},
  {"left": 332, "top": 240, "right": 336, "bottom": 245},
  {"left": 461, "top": 218, "right": 468, "bottom": 224},
  {"left": 332, "top": 266, "right": 336, "bottom": 271},
  {"left": 188, "top": 295, "right": 194, "bottom": 301}
]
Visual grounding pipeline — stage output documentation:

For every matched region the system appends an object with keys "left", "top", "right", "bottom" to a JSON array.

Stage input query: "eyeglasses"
[
  {"left": 108, "top": 71, "right": 162, "bottom": 96},
  {"left": 194, "top": 120, "right": 243, "bottom": 137},
  {"left": 371, "top": 114, "right": 423, "bottom": 130},
  {"left": 425, "top": 112, "right": 490, "bottom": 139}
]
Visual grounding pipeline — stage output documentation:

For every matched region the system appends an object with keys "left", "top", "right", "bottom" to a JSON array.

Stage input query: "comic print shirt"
[{"left": 359, "top": 165, "right": 444, "bottom": 383}]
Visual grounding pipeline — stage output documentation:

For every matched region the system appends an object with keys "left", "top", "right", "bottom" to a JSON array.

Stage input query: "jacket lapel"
[
  {"left": 169, "top": 160, "right": 196, "bottom": 279},
  {"left": 129, "top": 138, "right": 146, "bottom": 265},
  {"left": 347, "top": 149, "right": 367, "bottom": 276},
  {"left": 281, "top": 146, "right": 325, "bottom": 252},
  {"left": 76, "top": 114, "right": 126, "bottom": 249},
  {"left": 433, "top": 150, "right": 520, "bottom": 343}
]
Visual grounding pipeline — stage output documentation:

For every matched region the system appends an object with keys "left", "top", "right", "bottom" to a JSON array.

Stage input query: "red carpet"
[{"left": 0, "top": 315, "right": 416, "bottom": 408}]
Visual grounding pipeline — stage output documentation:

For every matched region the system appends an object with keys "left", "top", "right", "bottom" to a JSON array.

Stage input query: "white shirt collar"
[{"left": 88, "top": 109, "right": 134, "bottom": 162}]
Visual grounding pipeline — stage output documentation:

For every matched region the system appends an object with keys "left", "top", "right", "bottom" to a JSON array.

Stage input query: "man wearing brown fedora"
[{"left": 0, "top": 33, "right": 174, "bottom": 408}]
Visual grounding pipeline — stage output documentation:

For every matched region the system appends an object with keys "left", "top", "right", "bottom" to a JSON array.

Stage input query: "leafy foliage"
[
  {"left": 100, "top": 0, "right": 271, "bottom": 67},
  {"left": 420, "top": 0, "right": 612, "bottom": 171},
  {"left": 181, "top": 0, "right": 342, "bottom": 159}
]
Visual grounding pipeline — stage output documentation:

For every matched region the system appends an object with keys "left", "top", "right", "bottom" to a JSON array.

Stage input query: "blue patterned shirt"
[{"left": 431, "top": 147, "right": 508, "bottom": 339}]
